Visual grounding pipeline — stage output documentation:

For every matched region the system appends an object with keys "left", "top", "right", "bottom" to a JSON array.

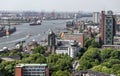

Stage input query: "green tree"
[
  {"left": 84, "top": 38, "right": 100, "bottom": 48},
  {"left": 91, "top": 40, "right": 100, "bottom": 48},
  {"left": 33, "top": 45, "right": 46, "bottom": 54},
  {"left": 21, "top": 53, "right": 46, "bottom": 63},
  {"left": 78, "top": 47, "right": 100, "bottom": 70},
  {"left": 0, "top": 61, "right": 17, "bottom": 76},
  {"left": 52, "top": 70, "right": 70, "bottom": 76},
  {"left": 47, "top": 54, "right": 72, "bottom": 74},
  {"left": 92, "top": 65, "right": 111, "bottom": 74},
  {"left": 100, "top": 48, "right": 113, "bottom": 62},
  {"left": 84, "top": 38, "right": 93, "bottom": 48},
  {"left": 111, "top": 50, "right": 120, "bottom": 59}
]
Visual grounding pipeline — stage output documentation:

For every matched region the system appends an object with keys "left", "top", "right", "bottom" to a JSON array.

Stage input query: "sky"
[{"left": 0, "top": 0, "right": 120, "bottom": 12}]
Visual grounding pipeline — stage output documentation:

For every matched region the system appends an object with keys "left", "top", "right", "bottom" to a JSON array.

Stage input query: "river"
[{"left": 0, "top": 20, "right": 67, "bottom": 49}]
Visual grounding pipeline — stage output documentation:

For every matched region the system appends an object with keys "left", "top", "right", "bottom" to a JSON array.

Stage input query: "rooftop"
[
  {"left": 16, "top": 64, "right": 47, "bottom": 67},
  {"left": 57, "top": 40, "right": 79, "bottom": 47}
]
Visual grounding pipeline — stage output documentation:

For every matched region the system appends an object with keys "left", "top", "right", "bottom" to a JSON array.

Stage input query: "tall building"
[
  {"left": 15, "top": 64, "right": 49, "bottom": 76},
  {"left": 93, "top": 12, "right": 100, "bottom": 23},
  {"left": 100, "top": 11, "right": 116, "bottom": 45},
  {"left": 47, "top": 29, "right": 56, "bottom": 53}
]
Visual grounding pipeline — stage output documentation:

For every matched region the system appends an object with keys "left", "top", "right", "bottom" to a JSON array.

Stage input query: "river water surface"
[{"left": 0, "top": 20, "right": 67, "bottom": 49}]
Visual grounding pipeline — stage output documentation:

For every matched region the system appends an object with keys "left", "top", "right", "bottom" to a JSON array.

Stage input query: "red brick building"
[{"left": 61, "top": 33, "right": 84, "bottom": 48}]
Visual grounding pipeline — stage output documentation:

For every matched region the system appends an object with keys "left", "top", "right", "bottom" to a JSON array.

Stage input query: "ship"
[
  {"left": 29, "top": 20, "right": 42, "bottom": 26},
  {"left": 0, "top": 25, "right": 16, "bottom": 37},
  {"left": 0, "top": 26, "right": 6, "bottom": 37},
  {"left": 6, "top": 26, "right": 16, "bottom": 36}
]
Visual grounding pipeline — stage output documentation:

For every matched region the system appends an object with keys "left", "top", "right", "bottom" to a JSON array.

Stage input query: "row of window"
[
  {"left": 23, "top": 74, "right": 45, "bottom": 76},
  {"left": 23, "top": 68, "right": 45, "bottom": 70},
  {"left": 24, "top": 66, "right": 45, "bottom": 68},
  {"left": 23, "top": 72, "right": 45, "bottom": 75}
]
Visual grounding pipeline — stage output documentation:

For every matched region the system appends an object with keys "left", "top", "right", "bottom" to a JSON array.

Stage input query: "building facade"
[
  {"left": 61, "top": 33, "right": 84, "bottom": 48},
  {"left": 47, "top": 30, "right": 56, "bottom": 54},
  {"left": 100, "top": 11, "right": 116, "bottom": 45},
  {"left": 15, "top": 64, "right": 49, "bottom": 76},
  {"left": 93, "top": 12, "right": 100, "bottom": 23},
  {"left": 56, "top": 40, "right": 80, "bottom": 58},
  {"left": 104, "top": 11, "right": 114, "bottom": 45}
]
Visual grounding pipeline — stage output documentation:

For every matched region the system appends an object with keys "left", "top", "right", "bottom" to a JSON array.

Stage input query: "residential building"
[
  {"left": 56, "top": 39, "right": 80, "bottom": 58},
  {"left": 15, "top": 64, "right": 49, "bottom": 76},
  {"left": 116, "top": 19, "right": 120, "bottom": 34},
  {"left": 93, "top": 12, "right": 100, "bottom": 23},
  {"left": 100, "top": 11, "right": 116, "bottom": 45}
]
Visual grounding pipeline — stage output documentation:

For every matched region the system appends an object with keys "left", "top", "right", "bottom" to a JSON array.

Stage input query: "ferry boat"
[{"left": 29, "top": 20, "right": 42, "bottom": 26}]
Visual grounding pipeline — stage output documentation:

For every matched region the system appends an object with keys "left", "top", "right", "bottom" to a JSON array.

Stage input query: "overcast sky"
[{"left": 0, "top": 0, "right": 120, "bottom": 12}]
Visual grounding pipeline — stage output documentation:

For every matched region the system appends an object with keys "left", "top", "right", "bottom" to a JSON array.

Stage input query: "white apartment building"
[{"left": 56, "top": 40, "right": 81, "bottom": 58}]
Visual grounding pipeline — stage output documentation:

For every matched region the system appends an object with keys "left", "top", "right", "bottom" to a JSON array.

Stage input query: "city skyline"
[{"left": 0, "top": 0, "right": 120, "bottom": 12}]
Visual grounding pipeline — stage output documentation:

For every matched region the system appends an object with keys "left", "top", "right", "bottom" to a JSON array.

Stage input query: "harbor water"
[{"left": 0, "top": 20, "right": 67, "bottom": 49}]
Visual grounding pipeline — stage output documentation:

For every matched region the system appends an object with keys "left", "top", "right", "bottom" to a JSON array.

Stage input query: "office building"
[{"left": 15, "top": 64, "right": 49, "bottom": 76}]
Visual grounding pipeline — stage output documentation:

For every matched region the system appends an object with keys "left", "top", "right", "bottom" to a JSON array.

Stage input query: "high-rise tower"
[
  {"left": 93, "top": 12, "right": 100, "bottom": 23},
  {"left": 100, "top": 11, "right": 116, "bottom": 45}
]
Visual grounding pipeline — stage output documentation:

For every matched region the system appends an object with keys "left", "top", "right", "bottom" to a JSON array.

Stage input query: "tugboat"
[{"left": 29, "top": 20, "right": 42, "bottom": 26}]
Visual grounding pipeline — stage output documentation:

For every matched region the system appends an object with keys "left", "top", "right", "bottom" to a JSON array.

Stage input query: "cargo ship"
[
  {"left": 6, "top": 26, "right": 16, "bottom": 36},
  {"left": 0, "top": 25, "right": 16, "bottom": 37},
  {"left": 29, "top": 20, "right": 42, "bottom": 26},
  {"left": 0, "top": 26, "right": 6, "bottom": 37}
]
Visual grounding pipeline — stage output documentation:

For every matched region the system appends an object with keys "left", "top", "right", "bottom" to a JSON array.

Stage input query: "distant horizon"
[
  {"left": 0, "top": 10, "right": 119, "bottom": 13},
  {"left": 0, "top": 0, "right": 120, "bottom": 13}
]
